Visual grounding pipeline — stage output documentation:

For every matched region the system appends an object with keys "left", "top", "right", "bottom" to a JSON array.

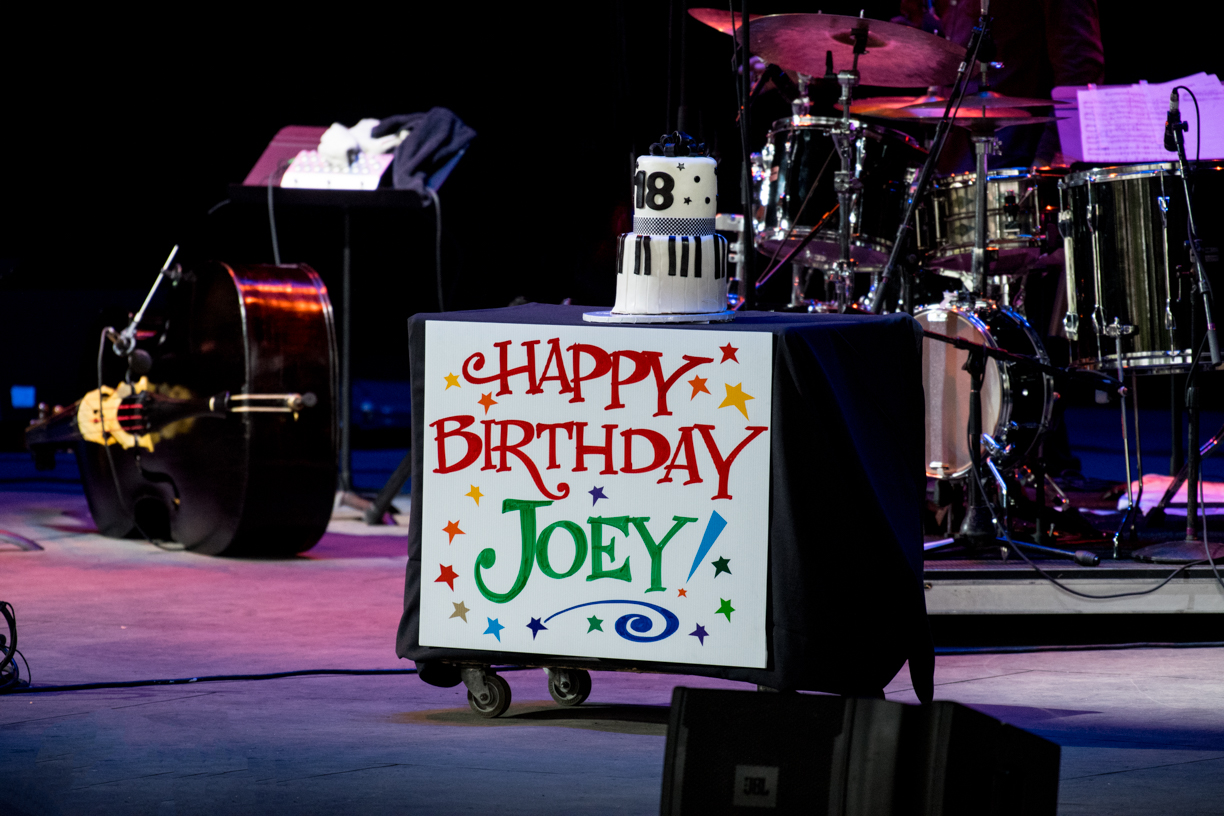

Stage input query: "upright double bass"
[{"left": 27, "top": 256, "right": 338, "bottom": 556}]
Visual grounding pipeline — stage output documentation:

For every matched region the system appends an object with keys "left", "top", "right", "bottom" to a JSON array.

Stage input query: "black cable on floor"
[
  {"left": 936, "top": 640, "right": 1224, "bottom": 656},
  {"left": 0, "top": 665, "right": 531, "bottom": 695}
]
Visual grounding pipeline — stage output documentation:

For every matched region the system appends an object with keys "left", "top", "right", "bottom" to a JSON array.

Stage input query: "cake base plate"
[{"left": 582, "top": 310, "right": 735, "bottom": 324}]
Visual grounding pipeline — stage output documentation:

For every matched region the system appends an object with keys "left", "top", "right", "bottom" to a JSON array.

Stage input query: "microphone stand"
[
  {"left": 1132, "top": 92, "right": 1224, "bottom": 563},
  {"left": 924, "top": 329, "right": 1113, "bottom": 564},
  {"left": 867, "top": 7, "right": 992, "bottom": 314}
]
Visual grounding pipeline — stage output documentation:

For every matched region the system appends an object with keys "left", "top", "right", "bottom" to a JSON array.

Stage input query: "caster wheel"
[
  {"left": 467, "top": 673, "right": 511, "bottom": 718},
  {"left": 547, "top": 668, "right": 592, "bottom": 707}
]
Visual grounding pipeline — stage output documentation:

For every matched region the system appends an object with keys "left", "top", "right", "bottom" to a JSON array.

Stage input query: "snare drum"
[
  {"left": 754, "top": 116, "right": 926, "bottom": 272},
  {"left": 917, "top": 167, "right": 1066, "bottom": 274},
  {"left": 1060, "top": 161, "right": 1224, "bottom": 373},
  {"left": 915, "top": 300, "right": 1054, "bottom": 479}
]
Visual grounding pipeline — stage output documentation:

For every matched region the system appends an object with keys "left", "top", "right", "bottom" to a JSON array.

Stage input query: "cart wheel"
[
  {"left": 547, "top": 668, "right": 592, "bottom": 707},
  {"left": 467, "top": 673, "right": 511, "bottom": 718}
]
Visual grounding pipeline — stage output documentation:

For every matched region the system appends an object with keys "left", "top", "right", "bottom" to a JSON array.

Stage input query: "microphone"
[{"left": 1165, "top": 89, "right": 1185, "bottom": 152}]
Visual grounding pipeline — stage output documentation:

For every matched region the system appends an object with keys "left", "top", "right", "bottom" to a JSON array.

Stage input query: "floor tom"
[{"left": 1059, "top": 161, "right": 1224, "bottom": 373}]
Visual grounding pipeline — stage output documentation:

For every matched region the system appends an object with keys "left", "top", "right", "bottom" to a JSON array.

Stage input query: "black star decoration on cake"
[
  {"left": 684, "top": 197, "right": 692, "bottom": 204},
  {"left": 676, "top": 162, "right": 685, "bottom": 170}
]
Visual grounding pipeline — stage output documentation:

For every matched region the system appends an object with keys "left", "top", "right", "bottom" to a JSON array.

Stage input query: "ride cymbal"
[
  {"left": 688, "top": 7, "right": 763, "bottom": 36},
  {"left": 746, "top": 13, "right": 969, "bottom": 87}
]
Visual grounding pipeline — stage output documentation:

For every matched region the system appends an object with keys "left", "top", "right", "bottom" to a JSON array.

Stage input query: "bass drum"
[
  {"left": 754, "top": 115, "right": 926, "bottom": 272},
  {"left": 915, "top": 300, "right": 1054, "bottom": 480}
]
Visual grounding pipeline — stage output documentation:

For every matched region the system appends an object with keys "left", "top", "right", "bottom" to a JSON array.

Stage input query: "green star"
[
  {"left": 711, "top": 556, "right": 731, "bottom": 577},
  {"left": 586, "top": 615, "right": 604, "bottom": 633},
  {"left": 717, "top": 598, "right": 735, "bottom": 622}
]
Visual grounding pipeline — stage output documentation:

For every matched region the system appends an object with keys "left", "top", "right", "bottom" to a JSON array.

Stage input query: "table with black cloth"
[{"left": 396, "top": 304, "right": 933, "bottom": 702}]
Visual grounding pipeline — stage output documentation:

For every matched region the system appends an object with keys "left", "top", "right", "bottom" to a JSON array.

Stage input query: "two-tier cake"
[{"left": 611, "top": 133, "right": 729, "bottom": 316}]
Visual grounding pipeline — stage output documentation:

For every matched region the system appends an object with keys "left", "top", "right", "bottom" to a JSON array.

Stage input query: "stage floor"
[{"left": 2, "top": 491, "right": 1224, "bottom": 815}]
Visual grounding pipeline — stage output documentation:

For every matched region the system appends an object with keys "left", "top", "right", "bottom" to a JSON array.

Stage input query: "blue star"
[
  {"left": 484, "top": 617, "right": 505, "bottom": 641},
  {"left": 526, "top": 617, "right": 547, "bottom": 639},
  {"left": 677, "top": 162, "right": 686, "bottom": 170},
  {"left": 589, "top": 486, "right": 607, "bottom": 506},
  {"left": 690, "top": 624, "right": 709, "bottom": 645}
]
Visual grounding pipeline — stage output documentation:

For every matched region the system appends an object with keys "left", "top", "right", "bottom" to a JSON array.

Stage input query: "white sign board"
[{"left": 419, "top": 321, "right": 773, "bottom": 668}]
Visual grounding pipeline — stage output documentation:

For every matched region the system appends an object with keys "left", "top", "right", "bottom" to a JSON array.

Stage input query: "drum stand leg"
[
  {"left": 1134, "top": 383, "right": 1224, "bottom": 562},
  {"left": 956, "top": 346, "right": 995, "bottom": 545}
]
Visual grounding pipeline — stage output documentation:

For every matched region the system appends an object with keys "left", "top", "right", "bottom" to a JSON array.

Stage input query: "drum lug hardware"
[
  {"left": 1103, "top": 318, "right": 1136, "bottom": 338},
  {"left": 1063, "top": 312, "right": 1080, "bottom": 341},
  {"left": 1090, "top": 305, "right": 1106, "bottom": 336},
  {"left": 1003, "top": 192, "right": 1020, "bottom": 230}
]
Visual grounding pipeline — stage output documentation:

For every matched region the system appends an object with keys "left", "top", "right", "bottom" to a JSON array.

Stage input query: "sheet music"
[{"left": 1078, "top": 73, "right": 1224, "bottom": 163}]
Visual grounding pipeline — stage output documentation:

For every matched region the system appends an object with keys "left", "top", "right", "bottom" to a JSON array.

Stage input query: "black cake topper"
[{"left": 649, "top": 131, "right": 708, "bottom": 158}]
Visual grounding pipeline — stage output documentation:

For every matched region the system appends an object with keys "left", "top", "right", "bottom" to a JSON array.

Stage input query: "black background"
[{"left": 2, "top": 1, "right": 1221, "bottom": 439}]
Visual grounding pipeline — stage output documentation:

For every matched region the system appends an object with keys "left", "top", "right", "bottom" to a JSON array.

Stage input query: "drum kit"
[{"left": 693, "top": 7, "right": 1224, "bottom": 563}]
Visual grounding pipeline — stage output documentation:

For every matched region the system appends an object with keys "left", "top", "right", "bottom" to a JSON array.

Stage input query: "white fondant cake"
[{"left": 612, "top": 153, "right": 729, "bottom": 315}]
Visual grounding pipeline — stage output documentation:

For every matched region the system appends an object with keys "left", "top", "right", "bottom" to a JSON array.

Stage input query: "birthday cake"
[{"left": 612, "top": 133, "right": 729, "bottom": 315}]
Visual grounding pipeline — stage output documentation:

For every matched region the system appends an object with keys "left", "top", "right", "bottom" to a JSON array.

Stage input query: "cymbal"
[
  {"left": 952, "top": 115, "right": 1061, "bottom": 131},
  {"left": 886, "top": 105, "right": 1034, "bottom": 120},
  {"left": 747, "top": 13, "right": 969, "bottom": 87},
  {"left": 688, "top": 8, "right": 763, "bottom": 36},
  {"left": 837, "top": 93, "right": 946, "bottom": 116},
  {"left": 904, "top": 90, "right": 1070, "bottom": 111}
]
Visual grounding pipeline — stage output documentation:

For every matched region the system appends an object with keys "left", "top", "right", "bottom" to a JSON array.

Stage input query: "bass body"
[{"left": 29, "top": 262, "right": 338, "bottom": 556}]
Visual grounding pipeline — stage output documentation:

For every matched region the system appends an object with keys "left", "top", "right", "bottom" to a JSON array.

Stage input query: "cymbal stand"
[
  {"left": 970, "top": 133, "right": 1001, "bottom": 297},
  {"left": 868, "top": 7, "right": 993, "bottom": 313},
  {"left": 831, "top": 18, "right": 869, "bottom": 313}
]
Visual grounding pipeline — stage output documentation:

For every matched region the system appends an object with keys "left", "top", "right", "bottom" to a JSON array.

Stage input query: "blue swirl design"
[{"left": 543, "top": 600, "right": 680, "bottom": 643}]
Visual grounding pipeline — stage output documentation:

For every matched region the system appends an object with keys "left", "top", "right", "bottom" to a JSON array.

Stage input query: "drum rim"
[
  {"left": 767, "top": 115, "right": 927, "bottom": 154},
  {"left": 1058, "top": 161, "right": 1224, "bottom": 187},
  {"left": 934, "top": 166, "right": 1070, "bottom": 189}
]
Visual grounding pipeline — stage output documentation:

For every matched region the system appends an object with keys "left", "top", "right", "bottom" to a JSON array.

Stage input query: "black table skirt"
[{"left": 396, "top": 304, "right": 933, "bottom": 700}]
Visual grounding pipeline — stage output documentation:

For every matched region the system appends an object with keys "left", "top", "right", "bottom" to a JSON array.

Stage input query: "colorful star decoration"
[
  {"left": 477, "top": 392, "right": 498, "bottom": 414},
  {"left": 527, "top": 617, "right": 548, "bottom": 639},
  {"left": 677, "top": 588, "right": 688, "bottom": 598},
  {"left": 719, "top": 343, "right": 739, "bottom": 363},
  {"left": 444, "top": 372, "right": 461, "bottom": 389},
  {"left": 718, "top": 382, "right": 754, "bottom": 420},
  {"left": 712, "top": 556, "right": 732, "bottom": 577},
  {"left": 435, "top": 564, "right": 458, "bottom": 590},
  {"left": 450, "top": 601, "right": 470, "bottom": 622},
  {"left": 589, "top": 486, "right": 608, "bottom": 505},
  {"left": 484, "top": 617, "right": 505, "bottom": 641},
  {"left": 443, "top": 520, "right": 464, "bottom": 543},
  {"left": 690, "top": 624, "right": 709, "bottom": 645},
  {"left": 465, "top": 485, "right": 483, "bottom": 506},
  {"left": 586, "top": 615, "right": 604, "bottom": 633},
  {"left": 717, "top": 598, "right": 736, "bottom": 622},
  {"left": 687, "top": 375, "right": 710, "bottom": 399}
]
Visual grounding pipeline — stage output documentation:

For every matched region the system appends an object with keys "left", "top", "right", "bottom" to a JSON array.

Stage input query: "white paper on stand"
[{"left": 1075, "top": 73, "right": 1224, "bottom": 164}]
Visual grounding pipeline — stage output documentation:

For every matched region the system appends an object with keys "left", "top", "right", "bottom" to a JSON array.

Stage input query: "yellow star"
[
  {"left": 465, "top": 485, "right": 483, "bottom": 506},
  {"left": 444, "top": 372, "right": 461, "bottom": 389},
  {"left": 450, "top": 601, "right": 470, "bottom": 622},
  {"left": 718, "top": 382, "right": 754, "bottom": 420}
]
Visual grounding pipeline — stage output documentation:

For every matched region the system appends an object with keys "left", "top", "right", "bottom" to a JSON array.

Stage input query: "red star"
[
  {"left": 477, "top": 392, "right": 498, "bottom": 414},
  {"left": 687, "top": 375, "right": 710, "bottom": 399},
  {"left": 677, "top": 588, "right": 688, "bottom": 598},
  {"left": 719, "top": 343, "right": 739, "bottom": 363},
  {"left": 435, "top": 564, "right": 458, "bottom": 590},
  {"left": 443, "top": 520, "right": 464, "bottom": 543}
]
